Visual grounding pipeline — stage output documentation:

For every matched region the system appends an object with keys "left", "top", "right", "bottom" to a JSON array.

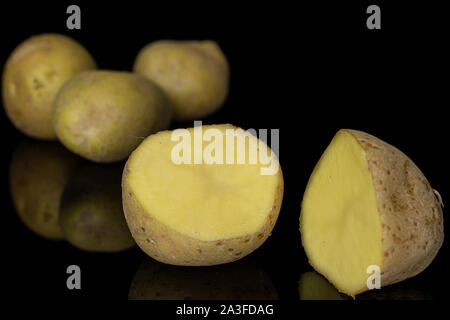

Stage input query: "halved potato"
[
  {"left": 122, "top": 124, "right": 283, "bottom": 265},
  {"left": 300, "top": 129, "right": 444, "bottom": 297}
]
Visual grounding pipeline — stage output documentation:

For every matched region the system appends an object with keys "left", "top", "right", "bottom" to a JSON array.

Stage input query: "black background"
[{"left": 1, "top": 0, "right": 448, "bottom": 311}]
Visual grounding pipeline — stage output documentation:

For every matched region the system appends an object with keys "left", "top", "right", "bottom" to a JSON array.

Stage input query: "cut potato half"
[
  {"left": 300, "top": 129, "right": 444, "bottom": 297},
  {"left": 123, "top": 124, "right": 283, "bottom": 266}
]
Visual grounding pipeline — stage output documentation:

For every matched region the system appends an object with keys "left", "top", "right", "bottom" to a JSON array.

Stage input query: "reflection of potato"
[
  {"left": 2, "top": 34, "right": 96, "bottom": 139},
  {"left": 9, "top": 141, "right": 79, "bottom": 239},
  {"left": 53, "top": 70, "right": 172, "bottom": 163},
  {"left": 129, "top": 258, "right": 278, "bottom": 300},
  {"left": 60, "top": 163, "right": 135, "bottom": 252},
  {"left": 357, "top": 282, "right": 431, "bottom": 300},
  {"left": 298, "top": 272, "right": 346, "bottom": 300},
  {"left": 134, "top": 40, "right": 229, "bottom": 121},
  {"left": 299, "top": 271, "right": 431, "bottom": 300}
]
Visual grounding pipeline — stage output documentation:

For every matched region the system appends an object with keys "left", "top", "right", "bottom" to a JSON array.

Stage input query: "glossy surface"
[{"left": 1, "top": 2, "right": 447, "bottom": 302}]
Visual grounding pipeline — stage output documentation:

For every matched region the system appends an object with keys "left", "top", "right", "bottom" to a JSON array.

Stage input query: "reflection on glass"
[
  {"left": 299, "top": 271, "right": 432, "bottom": 300},
  {"left": 129, "top": 257, "right": 278, "bottom": 300},
  {"left": 299, "top": 271, "right": 346, "bottom": 300},
  {"left": 357, "top": 281, "right": 431, "bottom": 300},
  {"left": 10, "top": 140, "right": 135, "bottom": 252},
  {"left": 9, "top": 140, "right": 79, "bottom": 240},
  {"left": 59, "top": 162, "right": 135, "bottom": 252}
]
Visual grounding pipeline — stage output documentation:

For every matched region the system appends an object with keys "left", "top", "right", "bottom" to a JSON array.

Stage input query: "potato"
[
  {"left": 133, "top": 40, "right": 229, "bottom": 121},
  {"left": 2, "top": 34, "right": 96, "bottom": 140},
  {"left": 53, "top": 70, "right": 172, "bottom": 162},
  {"left": 129, "top": 257, "right": 278, "bottom": 300},
  {"left": 9, "top": 140, "right": 79, "bottom": 239},
  {"left": 298, "top": 272, "right": 345, "bottom": 300},
  {"left": 60, "top": 163, "right": 135, "bottom": 252},
  {"left": 300, "top": 129, "right": 444, "bottom": 297},
  {"left": 122, "top": 124, "right": 283, "bottom": 266}
]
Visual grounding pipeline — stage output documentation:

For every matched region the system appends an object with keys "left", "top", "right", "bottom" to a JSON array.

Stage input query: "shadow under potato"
[
  {"left": 129, "top": 257, "right": 278, "bottom": 300},
  {"left": 59, "top": 162, "right": 135, "bottom": 252}
]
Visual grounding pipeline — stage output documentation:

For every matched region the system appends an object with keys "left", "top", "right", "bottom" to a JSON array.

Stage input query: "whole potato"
[
  {"left": 9, "top": 140, "right": 80, "bottom": 239},
  {"left": 2, "top": 34, "right": 97, "bottom": 140},
  {"left": 60, "top": 163, "right": 135, "bottom": 252},
  {"left": 133, "top": 40, "right": 229, "bottom": 121},
  {"left": 53, "top": 70, "right": 172, "bottom": 162}
]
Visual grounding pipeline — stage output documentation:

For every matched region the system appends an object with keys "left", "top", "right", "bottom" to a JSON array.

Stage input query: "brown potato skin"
[
  {"left": 122, "top": 146, "right": 284, "bottom": 266},
  {"left": 346, "top": 129, "right": 444, "bottom": 289},
  {"left": 53, "top": 70, "right": 173, "bottom": 163},
  {"left": 2, "top": 34, "right": 97, "bottom": 140},
  {"left": 133, "top": 40, "right": 229, "bottom": 121}
]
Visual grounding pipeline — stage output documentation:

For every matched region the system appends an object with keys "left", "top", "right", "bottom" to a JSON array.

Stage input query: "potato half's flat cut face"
[
  {"left": 123, "top": 124, "right": 283, "bottom": 265},
  {"left": 300, "top": 130, "right": 383, "bottom": 296}
]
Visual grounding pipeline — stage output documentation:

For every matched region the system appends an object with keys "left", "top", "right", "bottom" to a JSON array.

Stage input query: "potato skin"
[
  {"left": 122, "top": 152, "right": 283, "bottom": 266},
  {"left": 2, "top": 34, "right": 97, "bottom": 140},
  {"left": 133, "top": 40, "right": 229, "bottom": 121},
  {"left": 53, "top": 70, "right": 172, "bottom": 163},
  {"left": 345, "top": 129, "right": 444, "bottom": 288},
  {"left": 9, "top": 140, "right": 79, "bottom": 239}
]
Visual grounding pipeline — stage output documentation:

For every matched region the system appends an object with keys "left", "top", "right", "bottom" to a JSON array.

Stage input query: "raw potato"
[
  {"left": 129, "top": 258, "right": 278, "bottom": 300},
  {"left": 9, "top": 140, "right": 79, "bottom": 239},
  {"left": 53, "top": 70, "right": 172, "bottom": 162},
  {"left": 2, "top": 34, "right": 97, "bottom": 140},
  {"left": 300, "top": 129, "right": 444, "bottom": 297},
  {"left": 122, "top": 124, "right": 283, "bottom": 266},
  {"left": 133, "top": 40, "right": 229, "bottom": 121},
  {"left": 60, "top": 163, "right": 135, "bottom": 252}
]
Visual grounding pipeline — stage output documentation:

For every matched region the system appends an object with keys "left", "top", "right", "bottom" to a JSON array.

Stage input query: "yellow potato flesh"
[
  {"left": 127, "top": 125, "right": 279, "bottom": 241},
  {"left": 300, "top": 130, "right": 382, "bottom": 295}
]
